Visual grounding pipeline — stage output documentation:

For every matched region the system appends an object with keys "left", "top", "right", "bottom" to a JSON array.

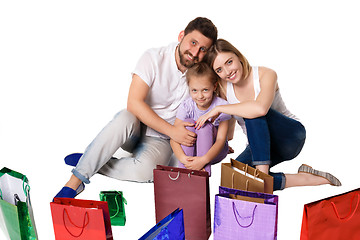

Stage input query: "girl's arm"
[
  {"left": 195, "top": 67, "right": 278, "bottom": 128},
  {"left": 185, "top": 120, "right": 229, "bottom": 170}
]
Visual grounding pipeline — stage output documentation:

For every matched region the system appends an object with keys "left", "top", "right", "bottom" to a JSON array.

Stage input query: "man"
[{"left": 54, "top": 17, "right": 217, "bottom": 199}]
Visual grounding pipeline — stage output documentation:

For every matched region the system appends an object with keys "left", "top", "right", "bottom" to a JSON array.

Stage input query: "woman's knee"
[{"left": 244, "top": 116, "right": 267, "bottom": 133}]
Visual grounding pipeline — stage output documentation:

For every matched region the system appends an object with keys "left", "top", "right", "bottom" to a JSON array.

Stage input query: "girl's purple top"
[{"left": 176, "top": 96, "right": 232, "bottom": 127}]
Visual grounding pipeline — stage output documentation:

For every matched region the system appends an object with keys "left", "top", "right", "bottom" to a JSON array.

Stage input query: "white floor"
[{"left": 1, "top": 1, "right": 359, "bottom": 239}]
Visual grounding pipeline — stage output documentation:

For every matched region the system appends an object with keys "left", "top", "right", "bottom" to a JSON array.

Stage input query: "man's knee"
[{"left": 114, "top": 109, "right": 140, "bottom": 130}]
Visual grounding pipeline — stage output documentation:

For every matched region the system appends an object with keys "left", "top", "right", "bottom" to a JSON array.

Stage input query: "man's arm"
[{"left": 127, "top": 74, "right": 196, "bottom": 146}]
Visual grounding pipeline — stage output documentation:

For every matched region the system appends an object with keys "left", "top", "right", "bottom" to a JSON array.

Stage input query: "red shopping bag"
[
  {"left": 300, "top": 188, "right": 360, "bottom": 240},
  {"left": 50, "top": 198, "right": 113, "bottom": 240},
  {"left": 154, "top": 165, "right": 211, "bottom": 240}
]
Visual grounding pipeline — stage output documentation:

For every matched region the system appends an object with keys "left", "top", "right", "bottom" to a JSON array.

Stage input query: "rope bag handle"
[
  {"left": 63, "top": 208, "right": 90, "bottom": 237},
  {"left": 331, "top": 193, "right": 360, "bottom": 222},
  {"left": 232, "top": 202, "right": 257, "bottom": 228}
]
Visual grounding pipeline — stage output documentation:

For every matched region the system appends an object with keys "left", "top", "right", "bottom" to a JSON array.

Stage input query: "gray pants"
[{"left": 72, "top": 110, "right": 173, "bottom": 183}]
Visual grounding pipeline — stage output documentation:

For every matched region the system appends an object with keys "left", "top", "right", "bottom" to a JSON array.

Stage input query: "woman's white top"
[{"left": 226, "top": 66, "right": 299, "bottom": 136}]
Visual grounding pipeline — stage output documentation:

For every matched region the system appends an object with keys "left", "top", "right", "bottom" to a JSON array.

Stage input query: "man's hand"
[{"left": 170, "top": 121, "right": 196, "bottom": 147}]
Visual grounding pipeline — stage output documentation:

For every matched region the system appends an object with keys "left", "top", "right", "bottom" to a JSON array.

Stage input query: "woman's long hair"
[{"left": 204, "top": 38, "right": 251, "bottom": 82}]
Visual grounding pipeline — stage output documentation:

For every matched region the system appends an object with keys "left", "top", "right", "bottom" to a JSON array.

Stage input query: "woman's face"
[{"left": 212, "top": 51, "right": 243, "bottom": 83}]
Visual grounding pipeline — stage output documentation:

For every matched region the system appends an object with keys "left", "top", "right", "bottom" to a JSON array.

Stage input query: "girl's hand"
[
  {"left": 195, "top": 107, "right": 220, "bottom": 129},
  {"left": 228, "top": 145, "right": 234, "bottom": 154},
  {"left": 183, "top": 156, "right": 208, "bottom": 171}
]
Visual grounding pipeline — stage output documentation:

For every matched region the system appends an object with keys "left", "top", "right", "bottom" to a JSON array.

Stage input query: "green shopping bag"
[
  {"left": 99, "top": 191, "right": 127, "bottom": 226},
  {"left": 0, "top": 167, "right": 38, "bottom": 240}
]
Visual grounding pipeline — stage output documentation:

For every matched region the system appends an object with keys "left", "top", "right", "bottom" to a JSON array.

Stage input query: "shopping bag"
[
  {"left": 221, "top": 158, "right": 274, "bottom": 194},
  {"left": 139, "top": 208, "right": 185, "bottom": 240},
  {"left": 153, "top": 165, "right": 211, "bottom": 240},
  {"left": 300, "top": 188, "right": 360, "bottom": 240},
  {"left": 99, "top": 191, "right": 127, "bottom": 226},
  {"left": 50, "top": 198, "right": 113, "bottom": 240},
  {"left": 214, "top": 186, "right": 278, "bottom": 240},
  {"left": 0, "top": 167, "right": 38, "bottom": 240}
]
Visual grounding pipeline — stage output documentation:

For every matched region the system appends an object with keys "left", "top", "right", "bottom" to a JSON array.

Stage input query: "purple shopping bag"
[{"left": 214, "top": 186, "right": 278, "bottom": 240}]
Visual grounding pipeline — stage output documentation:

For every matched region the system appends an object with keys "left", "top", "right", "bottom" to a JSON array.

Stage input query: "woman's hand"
[
  {"left": 183, "top": 156, "right": 208, "bottom": 171},
  {"left": 195, "top": 107, "right": 220, "bottom": 129}
]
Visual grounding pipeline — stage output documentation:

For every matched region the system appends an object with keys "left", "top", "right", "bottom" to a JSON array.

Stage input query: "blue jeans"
[{"left": 235, "top": 109, "right": 306, "bottom": 191}]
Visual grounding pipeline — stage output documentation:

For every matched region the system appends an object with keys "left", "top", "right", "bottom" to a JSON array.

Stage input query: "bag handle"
[
  {"left": 231, "top": 173, "right": 249, "bottom": 191},
  {"left": 242, "top": 164, "right": 248, "bottom": 175},
  {"left": 108, "top": 191, "right": 127, "bottom": 219},
  {"left": 22, "top": 175, "right": 30, "bottom": 197},
  {"left": 232, "top": 202, "right": 257, "bottom": 228},
  {"left": 168, "top": 170, "right": 180, "bottom": 180},
  {"left": 168, "top": 169, "right": 194, "bottom": 180},
  {"left": 331, "top": 193, "right": 360, "bottom": 222},
  {"left": 63, "top": 208, "right": 90, "bottom": 237},
  {"left": 254, "top": 169, "right": 260, "bottom": 178}
]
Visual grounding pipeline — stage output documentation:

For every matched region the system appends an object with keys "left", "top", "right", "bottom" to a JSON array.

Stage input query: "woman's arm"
[
  {"left": 195, "top": 67, "right": 278, "bottom": 128},
  {"left": 184, "top": 120, "right": 229, "bottom": 170}
]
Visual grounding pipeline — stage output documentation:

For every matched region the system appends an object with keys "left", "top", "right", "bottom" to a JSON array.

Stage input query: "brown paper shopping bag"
[{"left": 221, "top": 158, "right": 273, "bottom": 194}]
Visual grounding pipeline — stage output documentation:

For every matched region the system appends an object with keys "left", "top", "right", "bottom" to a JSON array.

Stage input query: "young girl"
[
  {"left": 196, "top": 39, "right": 341, "bottom": 190},
  {"left": 170, "top": 62, "right": 232, "bottom": 175}
]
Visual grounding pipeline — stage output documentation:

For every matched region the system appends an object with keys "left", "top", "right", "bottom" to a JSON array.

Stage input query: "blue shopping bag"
[{"left": 139, "top": 208, "right": 185, "bottom": 240}]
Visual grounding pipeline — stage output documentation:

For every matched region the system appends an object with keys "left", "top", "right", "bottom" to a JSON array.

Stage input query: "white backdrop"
[{"left": 1, "top": 0, "right": 359, "bottom": 239}]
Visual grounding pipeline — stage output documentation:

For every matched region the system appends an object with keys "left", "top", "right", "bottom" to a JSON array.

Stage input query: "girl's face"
[
  {"left": 188, "top": 75, "right": 217, "bottom": 110},
  {"left": 212, "top": 51, "right": 243, "bottom": 84}
]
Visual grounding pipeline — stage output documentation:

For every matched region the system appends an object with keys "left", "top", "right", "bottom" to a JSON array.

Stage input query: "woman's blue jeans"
[{"left": 235, "top": 108, "right": 306, "bottom": 191}]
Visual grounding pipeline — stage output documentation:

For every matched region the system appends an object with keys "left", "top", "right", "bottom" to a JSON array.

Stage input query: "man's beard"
[{"left": 178, "top": 44, "right": 199, "bottom": 69}]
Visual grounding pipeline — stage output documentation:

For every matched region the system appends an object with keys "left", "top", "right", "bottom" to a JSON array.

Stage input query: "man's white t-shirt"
[{"left": 132, "top": 42, "right": 189, "bottom": 139}]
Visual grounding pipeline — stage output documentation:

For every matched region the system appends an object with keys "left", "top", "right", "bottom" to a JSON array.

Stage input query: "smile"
[{"left": 228, "top": 71, "right": 236, "bottom": 80}]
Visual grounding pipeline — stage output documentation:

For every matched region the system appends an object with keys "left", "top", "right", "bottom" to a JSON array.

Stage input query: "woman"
[{"left": 196, "top": 39, "right": 341, "bottom": 191}]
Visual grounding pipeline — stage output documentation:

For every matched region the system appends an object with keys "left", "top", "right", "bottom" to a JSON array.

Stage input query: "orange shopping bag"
[
  {"left": 50, "top": 198, "right": 113, "bottom": 240},
  {"left": 300, "top": 188, "right": 360, "bottom": 240}
]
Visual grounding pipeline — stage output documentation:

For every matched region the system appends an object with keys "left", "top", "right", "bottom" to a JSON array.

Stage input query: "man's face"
[{"left": 177, "top": 30, "right": 213, "bottom": 69}]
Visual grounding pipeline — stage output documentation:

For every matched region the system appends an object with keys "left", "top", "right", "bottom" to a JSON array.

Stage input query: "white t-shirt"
[
  {"left": 226, "top": 66, "right": 299, "bottom": 136},
  {"left": 132, "top": 42, "right": 189, "bottom": 139}
]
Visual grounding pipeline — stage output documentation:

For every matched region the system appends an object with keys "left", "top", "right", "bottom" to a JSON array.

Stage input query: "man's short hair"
[{"left": 184, "top": 17, "right": 218, "bottom": 44}]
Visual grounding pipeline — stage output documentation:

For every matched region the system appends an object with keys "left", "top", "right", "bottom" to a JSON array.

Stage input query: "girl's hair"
[
  {"left": 186, "top": 62, "right": 220, "bottom": 95},
  {"left": 204, "top": 38, "right": 251, "bottom": 81}
]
